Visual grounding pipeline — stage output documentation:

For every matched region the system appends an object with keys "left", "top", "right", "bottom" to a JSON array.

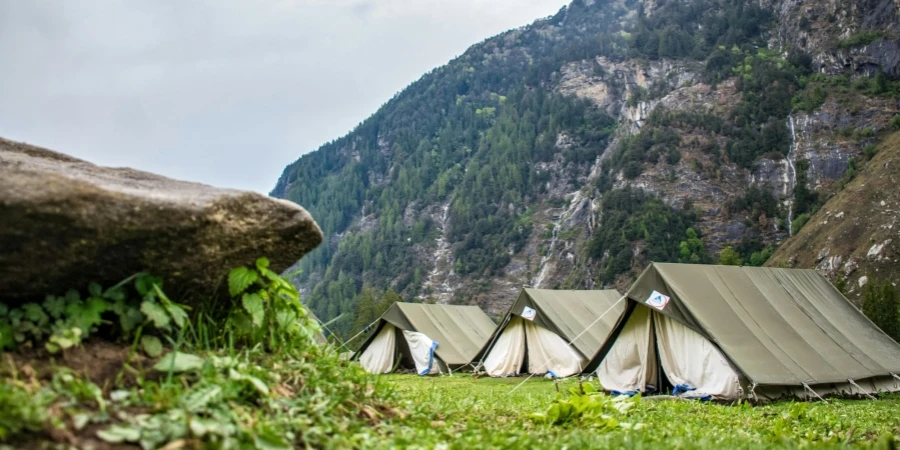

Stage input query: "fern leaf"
[
  {"left": 228, "top": 267, "right": 259, "bottom": 297},
  {"left": 242, "top": 292, "right": 265, "bottom": 327}
]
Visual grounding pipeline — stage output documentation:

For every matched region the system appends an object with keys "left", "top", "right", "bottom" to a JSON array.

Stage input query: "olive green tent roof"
[
  {"left": 355, "top": 303, "right": 496, "bottom": 366},
  {"left": 588, "top": 263, "right": 900, "bottom": 385},
  {"left": 475, "top": 288, "right": 625, "bottom": 362}
]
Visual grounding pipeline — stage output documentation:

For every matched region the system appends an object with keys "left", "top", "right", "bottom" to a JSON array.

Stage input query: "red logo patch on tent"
[{"left": 646, "top": 290, "right": 670, "bottom": 310}]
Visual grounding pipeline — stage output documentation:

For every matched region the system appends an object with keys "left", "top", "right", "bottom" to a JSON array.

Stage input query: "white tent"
[
  {"left": 587, "top": 263, "right": 900, "bottom": 400},
  {"left": 353, "top": 302, "right": 496, "bottom": 375},
  {"left": 474, "top": 288, "right": 624, "bottom": 378}
]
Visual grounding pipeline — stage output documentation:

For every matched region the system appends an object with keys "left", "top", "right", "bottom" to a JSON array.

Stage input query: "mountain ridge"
[{"left": 272, "top": 0, "right": 900, "bottom": 339}]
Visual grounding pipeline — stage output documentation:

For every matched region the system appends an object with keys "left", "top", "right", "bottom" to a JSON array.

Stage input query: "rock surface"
[{"left": 0, "top": 138, "right": 323, "bottom": 304}]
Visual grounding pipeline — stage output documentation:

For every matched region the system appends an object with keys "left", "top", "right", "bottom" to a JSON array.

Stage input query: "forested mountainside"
[{"left": 272, "top": 0, "right": 900, "bottom": 341}]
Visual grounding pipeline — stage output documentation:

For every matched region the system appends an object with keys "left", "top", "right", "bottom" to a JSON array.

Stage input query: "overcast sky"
[{"left": 0, "top": 0, "right": 568, "bottom": 194}]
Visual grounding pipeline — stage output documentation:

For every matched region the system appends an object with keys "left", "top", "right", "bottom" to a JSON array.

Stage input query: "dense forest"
[{"left": 272, "top": 0, "right": 900, "bottom": 344}]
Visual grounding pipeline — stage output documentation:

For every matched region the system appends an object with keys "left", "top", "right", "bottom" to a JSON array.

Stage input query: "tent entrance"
[
  {"left": 596, "top": 306, "right": 741, "bottom": 399},
  {"left": 357, "top": 324, "right": 447, "bottom": 375},
  {"left": 482, "top": 316, "right": 587, "bottom": 378},
  {"left": 393, "top": 327, "right": 446, "bottom": 375}
]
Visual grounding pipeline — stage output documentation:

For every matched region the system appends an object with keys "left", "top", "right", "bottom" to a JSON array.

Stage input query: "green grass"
[
  {"left": 2, "top": 259, "right": 898, "bottom": 448},
  {"left": 376, "top": 374, "right": 900, "bottom": 449}
]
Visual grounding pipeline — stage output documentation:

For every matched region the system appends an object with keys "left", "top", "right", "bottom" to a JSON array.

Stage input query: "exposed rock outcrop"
[
  {"left": 767, "top": 132, "right": 900, "bottom": 300},
  {"left": 0, "top": 138, "right": 323, "bottom": 304}
]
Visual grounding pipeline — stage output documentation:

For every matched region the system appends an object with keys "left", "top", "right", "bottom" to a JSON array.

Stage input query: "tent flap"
[
  {"left": 402, "top": 330, "right": 440, "bottom": 375},
  {"left": 358, "top": 324, "right": 396, "bottom": 374},
  {"left": 596, "top": 305, "right": 657, "bottom": 393},
  {"left": 655, "top": 311, "right": 741, "bottom": 399},
  {"left": 483, "top": 317, "right": 526, "bottom": 377},
  {"left": 524, "top": 320, "right": 586, "bottom": 377}
]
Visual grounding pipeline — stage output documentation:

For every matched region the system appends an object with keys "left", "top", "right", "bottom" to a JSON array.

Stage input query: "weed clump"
[{"left": 0, "top": 258, "right": 396, "bottom": 449}]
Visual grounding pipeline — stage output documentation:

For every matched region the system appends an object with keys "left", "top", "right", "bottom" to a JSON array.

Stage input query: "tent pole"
[
  {"left": 847, "top": 379, "right": 877, "bottom": 400},
  {"left": 802, "top": 383, "right": 827, "bottom": 402}
]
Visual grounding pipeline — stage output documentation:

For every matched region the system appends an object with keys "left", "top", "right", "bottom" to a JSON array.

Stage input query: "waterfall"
[
  {"left": 784, "top": 114, "right": 798, "bottom": 235},
  {"left": 423, "top": 201, "right": 453, "bottom": 303},
  {"left": 532, "top": 214, "right": 561, "bottom": 289},
  {"left": 532, "top": 190, "right": 581, "bottom": 288}
]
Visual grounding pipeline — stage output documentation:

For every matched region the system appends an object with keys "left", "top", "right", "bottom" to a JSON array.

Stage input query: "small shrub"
[
  {"left": 890, "top": 115, "right": 900, "bottom": 130},
  {"left": 863, "top": 144, "right": 878, "bottom": 159},
  {"left": 791, "top": 213, "right": 810, "bottom": 235},
  {"left": 862, "top": 281, "right": 900, "bottom": 341},
  {"left": 836, "top": 31, "right": 887, "bottom": 49},
  {"left": 748, "top": 246, "right": 775, "bottom": 266},
  {"left": 718, "top": 246, "right": 743, "bottom": 266},
  {"left": 529, "top": 382, "right": 641, "bottom": 429},
  {"left": 227, "top": 257, "right": 322, "bottom": 350}
]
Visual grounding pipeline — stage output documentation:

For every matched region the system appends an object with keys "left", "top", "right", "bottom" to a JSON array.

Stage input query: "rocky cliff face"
[
  {"left": 273, "top": 0, "right": 900, "bottom": 332},
  {"left": 767, "top": 0, "right": 900, "bottom": 77},
  {"left": 767, "top": 132, "right": 900, "bottom": 301}
]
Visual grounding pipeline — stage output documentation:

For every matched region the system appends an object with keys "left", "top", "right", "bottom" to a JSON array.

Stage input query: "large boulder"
[{"left": 0, "top": 138, "right": 323, "bottom": 304}]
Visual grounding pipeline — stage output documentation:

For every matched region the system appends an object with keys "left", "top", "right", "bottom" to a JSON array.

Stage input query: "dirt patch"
[{"left": 2, "top": 339, "right": 151, "bottom": 389}]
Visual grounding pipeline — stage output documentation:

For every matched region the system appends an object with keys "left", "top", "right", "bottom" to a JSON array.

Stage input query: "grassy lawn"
[{"left": 375, "top": 374, "right": 900, "bottom": 449}]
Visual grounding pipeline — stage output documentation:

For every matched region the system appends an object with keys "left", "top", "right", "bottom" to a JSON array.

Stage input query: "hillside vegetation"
[{"left": 272, "top": 0, "right": 900, "bottom": 344}]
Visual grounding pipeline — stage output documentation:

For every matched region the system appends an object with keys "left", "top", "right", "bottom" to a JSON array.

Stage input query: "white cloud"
[{"left": 0, "top": 0, "right": 568, "bottom": 193}]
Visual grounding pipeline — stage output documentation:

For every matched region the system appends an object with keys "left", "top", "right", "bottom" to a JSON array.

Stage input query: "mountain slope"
[
  {"left": 273, "top": 0, "right": 900, "bottom": 340},
  {"left": 768, "top": 131, "right": 900, "bottom": 299}
]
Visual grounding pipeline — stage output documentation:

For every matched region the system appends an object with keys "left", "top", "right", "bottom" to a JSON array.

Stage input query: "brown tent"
[{"left": 586, "top": 263, "right": 900, "bottom": 400}]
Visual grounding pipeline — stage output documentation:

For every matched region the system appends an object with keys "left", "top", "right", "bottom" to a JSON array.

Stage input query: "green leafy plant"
[
  {"left": 227, "top": 257, "right": 321, "bottom": 349},
  {"left": 0, "top": 273, "right": 188, "bottom": 354},
  {"left": 529, "top": 382, "right": 642, "bottom": 430}
]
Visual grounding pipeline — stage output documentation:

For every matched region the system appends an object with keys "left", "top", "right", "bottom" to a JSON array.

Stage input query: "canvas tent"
[
  {"left": 586, "top": 263, "right": 900, "bottom": 400},
  {"left": 474, "top": 288, "right": 624, "bottom": 378},
  {"left": 353, "top": 303, "right": 496, "bottom": 375}
]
